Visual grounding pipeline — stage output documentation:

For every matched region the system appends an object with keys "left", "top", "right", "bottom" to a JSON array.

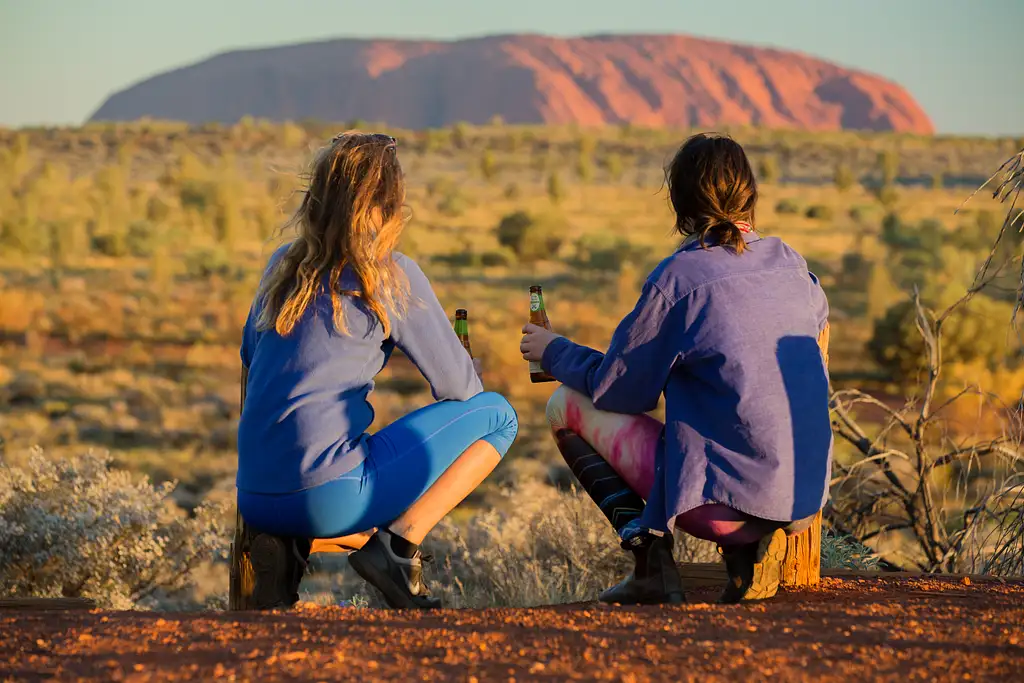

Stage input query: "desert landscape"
[{"left": 1, "top": 18, "right": 1023, "bottom": 683}]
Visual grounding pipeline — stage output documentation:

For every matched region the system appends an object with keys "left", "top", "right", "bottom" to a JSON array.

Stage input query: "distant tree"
[
  {"left": 495, "top": 211, "right": 564, "bottom": 262},
  {"left": 480, "top": 150, "right": 498, "bottom": 182},
  {"left": 547, "top": 172, "right": 566, "bottom": 204},
  {"left": 931, "top": 171, "right": 944, "bottom": 191},
  {"left": 805, "top": 205, "right": 835, "bottom": 221},
  {"left": 503, "top": 182, "right": 521, "bottom": 200},
  {"left": 865, "top": 261, "right": 901, "bottom": 321},
  {"left": 775, "top": 198, "right": 801, "bottom": 214},
  {"left": 834, "top": 163, "right": 856, "bottom": 192},
  {"left": 575, "top": 152, "right": 594, "bottom": 183},
  {"left": 451, "top": 122, "right": 470, "bottom": 149},
  {"left": 868, "top": 295, "right": 1015, "bottom": 386},
  {"left": 878, "top": 149, "right": 900, "bottom": 187},
  {"left": 758, "top": 155, "right": 780, "bottom": 184},
  {"left": 603, "top": 153, "right": 625, "bottom": 182}
]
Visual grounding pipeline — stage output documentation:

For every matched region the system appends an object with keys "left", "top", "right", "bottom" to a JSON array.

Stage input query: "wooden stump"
[
  {"left": 778, "top": 322, "right": 830, "bottom": 588},
  {"left": 228, "top": 506, "right": 254, "bottom": 611},
  {"left": 781, "top": 510, "right": 822, "bottom": 587}
]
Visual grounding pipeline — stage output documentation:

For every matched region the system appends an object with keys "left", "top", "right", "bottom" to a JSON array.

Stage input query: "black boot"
[
  {"left": 718, "top": 528, "right": 787, "bottom": 604},
  {"left": 250, "top": 532, "right": 311, "bottom": 610},
  {"left": 347, "top": 530, "right": 441, "bottom": 610},
  {"left": 599, "top": 532, "right": 685, "bottom": 605}
]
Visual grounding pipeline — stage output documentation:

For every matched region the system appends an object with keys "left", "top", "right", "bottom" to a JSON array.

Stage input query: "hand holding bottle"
[{"left": 520, "top": 323, "right": 561, "bottom": 362}]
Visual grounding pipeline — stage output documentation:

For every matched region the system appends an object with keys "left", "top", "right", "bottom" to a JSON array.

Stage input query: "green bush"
[
  {"left": 438, "top": 189, "right": 469, "bottom": 217},
  {"left": 805, "top": 204, "right": 835, "bottom": 220},
  {"left": 775, "top": 198, "right": 801, "bottom": 214},
  {"left": 479, "top": 249, "right": 514, "bottom": 267},
  {"left": 868, "top": 295, "right": 1016, "bottom": 384},
  {"left": 834, "top": 163, "right": 856, "bottom": 192},
  {"left": 495, "top": 211, "right": 564, "bottom": 262},
  {"left": 758, "top": 155, "right": 780, "bottom": 184},
  {"left": 575, "top": 233, "right": 650, "bottom": 273},
  {"left": 126, "top": 220, "right": 157, "bottom": 257}
]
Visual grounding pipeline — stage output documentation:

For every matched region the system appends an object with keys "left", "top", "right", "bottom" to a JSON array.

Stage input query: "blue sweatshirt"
[
  {"left": 237, "top": 246, "right": 482, "bottom": 494},
  {"left": 542, "top": 232, "right": 833, "bottom": 526}
]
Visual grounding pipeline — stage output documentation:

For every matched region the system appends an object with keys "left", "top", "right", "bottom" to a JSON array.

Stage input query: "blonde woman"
[{"left": 237, "top": 132, "right": 518, "bottom": 609}]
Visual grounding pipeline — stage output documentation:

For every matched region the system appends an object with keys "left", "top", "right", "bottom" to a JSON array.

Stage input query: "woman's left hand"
[{"left": 520, "top": 324, "right": 562, "bottom": 362}]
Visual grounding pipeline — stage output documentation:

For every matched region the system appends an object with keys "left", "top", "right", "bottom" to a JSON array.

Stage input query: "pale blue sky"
[{"left": 1, "top": 0, "right": 1020, "bottom": 135}]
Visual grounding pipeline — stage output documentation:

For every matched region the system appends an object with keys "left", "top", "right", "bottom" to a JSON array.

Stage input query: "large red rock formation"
[{"left": 89, "top": 34, "right": 933, "bottom": 133}]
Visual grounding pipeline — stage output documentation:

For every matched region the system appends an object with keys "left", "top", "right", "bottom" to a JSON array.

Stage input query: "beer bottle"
[
  {"left": 453, "top": 308, "right": 472, "bottom": 358},
  {"left": 528, "top": 285, "right": 556, "bottom": 383}
]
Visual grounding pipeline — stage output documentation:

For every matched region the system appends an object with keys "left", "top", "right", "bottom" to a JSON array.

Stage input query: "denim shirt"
[
  {"left": 237, "top": 246, "right": 482, "bottom": 494},
  {"left": 542, "top": 232, "right": 832, "bottom": 527}
]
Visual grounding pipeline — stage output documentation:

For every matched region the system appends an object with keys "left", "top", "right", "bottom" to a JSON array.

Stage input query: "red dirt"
[
  {"left": 3, "top": 576, "right": 1021, "bottom": 682},
  {"left": 90, "top": 35, "right": 934, "bottom": 134}
]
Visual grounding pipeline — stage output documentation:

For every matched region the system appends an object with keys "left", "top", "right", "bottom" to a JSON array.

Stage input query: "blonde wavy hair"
[{"left": 256, "top": 131, "right": 410, "bottom": 337}]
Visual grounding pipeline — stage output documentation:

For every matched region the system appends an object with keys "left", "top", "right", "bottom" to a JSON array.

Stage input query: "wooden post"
[
  {"left": 779, "top": 322, "right": 830, "bottom": 589},
  {"left": 228, "top": 505, "right": 255, "bottom": 610},
  {"left": 229, "top": 367, "right": 255, "bottom": 611}
]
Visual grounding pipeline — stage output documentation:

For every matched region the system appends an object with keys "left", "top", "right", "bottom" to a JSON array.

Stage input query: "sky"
[{"left": 1, "top": 0, "right": 1020, "bottom": 135}]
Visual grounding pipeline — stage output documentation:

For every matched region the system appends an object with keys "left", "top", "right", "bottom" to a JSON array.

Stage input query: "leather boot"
[
  {"left": 718, "top": 528, "right": 787, "bottom": 604},
  {"left": 599, "top": 533, "right": 685, "bottom": 605},
  {"left": 250, "top": 532, "right": 310, "bottom": 610}
]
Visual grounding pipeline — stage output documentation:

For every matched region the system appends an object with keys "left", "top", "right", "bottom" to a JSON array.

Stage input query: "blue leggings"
[{"left": 237, "top": 392, "right": 518, "bottom": 539}]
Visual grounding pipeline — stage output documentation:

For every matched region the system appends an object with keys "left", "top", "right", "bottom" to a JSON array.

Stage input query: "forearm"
[{"left": 542, "top": 337, "right": 606, "bottom": 398}]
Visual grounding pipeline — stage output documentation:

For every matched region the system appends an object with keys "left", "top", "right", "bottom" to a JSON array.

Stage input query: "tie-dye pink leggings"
[{"left": 546, "top": 385, "right": 790, "bottom": 546}]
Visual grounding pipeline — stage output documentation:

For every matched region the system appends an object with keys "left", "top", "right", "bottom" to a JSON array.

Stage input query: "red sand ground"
[{"left": 3, "top": 576, "right": 1022, "bottom": 682}]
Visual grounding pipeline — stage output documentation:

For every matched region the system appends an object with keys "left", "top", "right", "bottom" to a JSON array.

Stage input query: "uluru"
[{"left": 89, "top": 34, "right": 934, "bottom": 134}]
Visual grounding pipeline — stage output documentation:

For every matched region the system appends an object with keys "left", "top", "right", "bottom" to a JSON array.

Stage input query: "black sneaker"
[
  {"left": 250, "top": 533, "right": 310, "bottom": 610},
  {"left": 599, "top": 532, "right": 685, "bottom": 605},
  {"left": 347, "top": 530, "right": 441, "bottom": 610},
  {"left": 718, "top": 528, "right": 787, "bottom": 604}
]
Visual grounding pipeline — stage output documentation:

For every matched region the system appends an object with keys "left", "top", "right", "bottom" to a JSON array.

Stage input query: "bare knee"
[{"left": 545, "top": 385, "right": 572, "bottom": 431}]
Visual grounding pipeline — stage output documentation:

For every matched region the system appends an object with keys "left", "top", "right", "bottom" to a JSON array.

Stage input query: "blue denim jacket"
[{"left": 542, "top": 232, "right": 832, "bottom": 528}]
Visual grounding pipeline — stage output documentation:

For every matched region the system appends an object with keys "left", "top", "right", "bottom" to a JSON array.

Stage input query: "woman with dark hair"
[
  {"left": 237, "top": 132, "right": 518, "bottom": 610},
  {"left": 521, "top": 133, "right": 832, "bottom": 605}
]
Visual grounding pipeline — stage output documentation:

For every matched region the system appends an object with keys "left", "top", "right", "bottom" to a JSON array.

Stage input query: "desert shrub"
[
  {"left": 875, "top": 184, "right": 900, "bottom": 208},
  {"left": 834, "top": 163, "right": 856, "bottom": 192},
  {"left": 775, "top": 198, "right": 801, "bottom": 214},
  {"left": 848, "top": 205, "right": 873, "bottom": 223},
  {"left": 495, "top": 211, "right": 564, "bottom": 262},
  {"left": 575, "top": 233, "right": 651, "bottom": 273},
  {"left": 437, "top": 189, "right": 469, "bottom": 217},
  {"left": 479, "top": 249, "right": 514, "bottom": 268},
  {"left": 0, "top": 450, "right": 229, "bottom": 610},
  {"left": 821, "top": 528, "right": 879, "bottom": 570},
  {"left": 547, "top": 172, "right": 566, "bottom": 204},
  {"left": 757, "top": 155, "right": 780, "bottom": 184},
  {"left": 183, "top": 246, "right": 236, "bottom": 279},
  {"left": 805, "top": 204, "right": 834, "bottom": 221},
  {"left": 503, "top": 182, "right": 521, "bottom": 200},
  {"left": 868, "top": 295, "right": 1017, "bottom": 386},
  {"left": 89, "top": 231, "right": 128, "bottom": 257},
  {"left": 126, "top": 220, "right": 157, "bottom": 257},
  {"left": 303, "top": 481, "right": 866, "bottom": 609}
]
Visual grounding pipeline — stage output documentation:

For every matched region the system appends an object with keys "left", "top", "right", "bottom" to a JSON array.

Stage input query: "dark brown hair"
[
  {"left": 664, "top": 133, "right": 758, "bottom": 254},
  {"left": 257, "top": 131, "right": 409, "bottom": 337}
]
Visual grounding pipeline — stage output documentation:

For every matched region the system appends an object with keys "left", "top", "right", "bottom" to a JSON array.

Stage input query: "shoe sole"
[
  {"left": 348, "top": 548, "right": 438, "bottom": 610},
  {"left": 742, "top": 528, "right": 787, "bottom": 601},
  {"left": 250, "top": 535, "right": 294, "bottom": 610}
]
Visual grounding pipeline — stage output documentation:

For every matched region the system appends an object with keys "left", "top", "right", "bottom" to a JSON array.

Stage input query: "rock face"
[{"left": 90, "top": 34, "right": 933, "bottom": 133}]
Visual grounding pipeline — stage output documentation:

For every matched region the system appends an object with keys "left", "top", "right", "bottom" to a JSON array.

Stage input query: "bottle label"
[
  {"left": 530, "top": 293, "right": 541, "bottom": 312},
  {"left": 529, "top": 360, "right": 542, "bottom": 373}
]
